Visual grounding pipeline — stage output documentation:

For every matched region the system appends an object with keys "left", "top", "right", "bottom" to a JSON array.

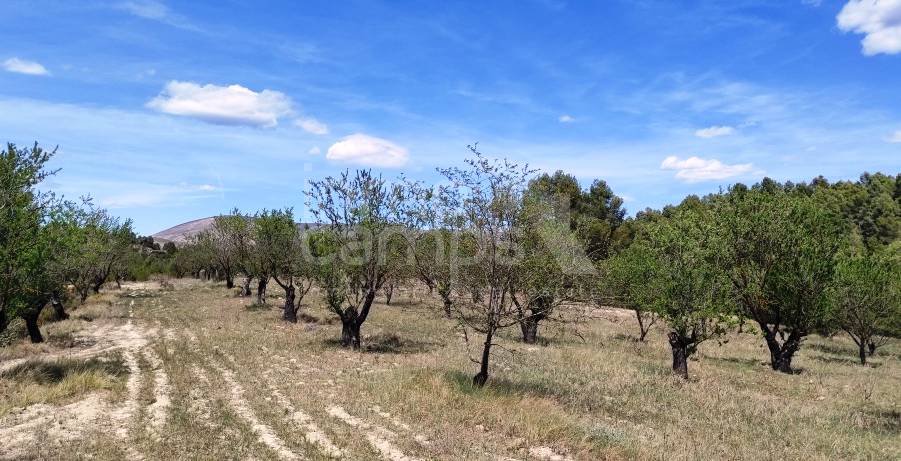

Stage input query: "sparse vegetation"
[{"left": 1, "top": 142, "right": 899, "bottom": 459}]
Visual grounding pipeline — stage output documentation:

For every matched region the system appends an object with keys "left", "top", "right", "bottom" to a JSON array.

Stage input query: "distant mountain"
[
  {"left": 152, "top": 217, "right": 324, "bottom": 245},
  {"left": 152, "top": 217, "right": 218, "bottom": 244}
]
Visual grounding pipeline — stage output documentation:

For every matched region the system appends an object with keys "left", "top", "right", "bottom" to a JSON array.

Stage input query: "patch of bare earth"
[
  {"left": 208, "top": 359, "right": 303, "bottom": 460},
  {"left": 327, "top": 405, "right": 422, "bottom": 461}
]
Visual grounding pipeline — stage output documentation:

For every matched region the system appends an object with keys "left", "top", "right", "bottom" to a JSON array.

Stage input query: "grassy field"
[{"left": 0, "top": 279, "right": 898, "bottom": 460}]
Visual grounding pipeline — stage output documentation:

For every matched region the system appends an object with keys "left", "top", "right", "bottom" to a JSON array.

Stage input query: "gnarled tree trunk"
[
  {"left": 340, "top": 307, "right": 361, "bottom": 349},
  {"left": 438, "top": 282, "right": 452, "bottom": 318},
  {"left": 668, "top": 332, "right": 690, "bottom": 379},
  {"left": 22, "top": 306, "right": 45, "bottom": 344},
  {"left": 520, "top": 317, "right": 539, "bottom": 344},
  {"left": 50, "top": 293, "right": 69, "bottom": 321},
  {"left": 239, "top": 276, "right": 253, "bottom": 297},
  {"left": 256, "top": 278, "right": 268, "bottom": 305},
  {"left": 759, "top": 322, "right": 804, "bottom": 373},
  {"left": 282, "top": 285, "right": 297, "bottom": 323},
  {"left": 473, "top": 330, "right": 493, "bottom": 388},
  {"left": 383, "top": 283, "right": 394, "bottom": 305}
]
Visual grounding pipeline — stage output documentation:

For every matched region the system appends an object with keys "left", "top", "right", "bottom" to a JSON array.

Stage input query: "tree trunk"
[
  {"left": 282, "top": 285, "right": 297, "bottom": 323},
  {"left": 256, "top": 278, "right": 268, "bottom": 305},
  {"left": 438, "top": 282, "right": 453, "bottom": 318},
  {"left": 520, "top": 316, "right": 539, "bottom": 344},
  {"left": 50, "top": 293, "right": 69, "bottom": 321},
  {"left": 0, "top": 308, "right": 8, "bottom": 335},
  {"left": 760, "top": 323, "right": 804, "bottom": 373},
  {"left": 384, "top": 284, "right": 394, "bottom": 305},
  {"left": 240, "top": 276, "right": 253, "bottom": 297},
  {"left": 473, "top": 331, "right": 493, "bottom": 387},
  {"left": 636, "top": 310, "right": 651, "bottom": 342},
  {"left": 668, "top": 332, "right": 689, "bottom": 379},
  {"left": 858, "top": 342, "right": 868, "bottom": 366},
  {"left": 340, "top": 307, "right": 361, "bottom": 350},
  {"left": 22, "top": 308, "right": 44, "bottom": 344},
  {"left": 225, "top": 273, "right": 235, "bottom": 289},
  {"left": 868, "top": 342, "right": 877, "bottom": 356}
]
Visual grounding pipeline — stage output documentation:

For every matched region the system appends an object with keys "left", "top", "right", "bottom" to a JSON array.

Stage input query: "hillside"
[{"left": 152, "top": 218, "right": 323, "bottom": 244}]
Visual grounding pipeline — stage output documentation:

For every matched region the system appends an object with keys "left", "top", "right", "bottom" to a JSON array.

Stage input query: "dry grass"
[{"left": 0, "top": 279, "right": 898, "bottom": 460}]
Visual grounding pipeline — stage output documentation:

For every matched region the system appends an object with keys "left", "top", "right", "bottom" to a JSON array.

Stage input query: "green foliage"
[
  {"left": 526, "top": 171, "right": 628, "bottom": 261},
  {"left": 0, "top": 142, "right": 58, "bottom": 328},
  {"left": 829, "top": 249, "right": 901, "bottom": 362}
]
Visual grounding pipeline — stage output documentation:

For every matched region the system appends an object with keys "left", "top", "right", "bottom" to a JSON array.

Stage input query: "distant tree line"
[{"left": 2, "top": 141, "right": 898, "bottom": 386}]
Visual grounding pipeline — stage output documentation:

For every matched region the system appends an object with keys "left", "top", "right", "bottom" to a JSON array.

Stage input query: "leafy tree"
[
  {"left": 211, "top": 210, "right": 254, "bottom": 296},
  {"left": 820, "top": 173, "right": 900, "bottom": 250},
  {"left": 829, "top": 249, "right": 900, "bottom": 364},
  {"left": 438, "top": 148, "right": 537, "bottom": 387},
  {"left": 511, "top": 192, "right": 592, "bottom": 344},
  {"left": 526, "top": 171, "right": 628, "bottom": 261},
  {"left": 306, "top": 170, "right": 410, "bottom": 349},
  {"left": 52, "top": 202, "right": 134, "bottom": 303},
  {"left": 630, "top": 206, "right": 734, "bottom": 379},
  {"left": 0, "top": 143, "right": 57, "bottom": 334},
  {"left": 715, "top": 186, "right": 845, "bottom": 373},
  {"left": 253, "top": 209, "right": 313, "bottom": 322},
  {"left": 603, "top": 242, "right": 659, "bottom": 342}
]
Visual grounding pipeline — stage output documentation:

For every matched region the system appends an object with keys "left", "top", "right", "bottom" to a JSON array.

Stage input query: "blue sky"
[{"left": 2, "top": 0, "right": 900, "bottom": 235}]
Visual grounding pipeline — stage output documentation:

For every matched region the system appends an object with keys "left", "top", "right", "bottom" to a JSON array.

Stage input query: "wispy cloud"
[
  {"left": 661, "top": 155, "right": 758, "bottom": 183},
  {"left": 887, "top": 130, "right": 901, "bottom": 143},
  {"left": 90, "top": 182, "right": 221, "bottom": 208},
  {"left": 295, "top": 117, "right": 329, "bottom": 135},
  {"left": 116, "top": 0, "right": 199, "bottom": 31},
  {"left": 694, "top": 125, "right": 735, "bottom": 138},
  {"left": 837, "top": 0, "right": 901, "bottom": 56},
  {"left": 147, "top": 81, "right": 294, "bottom": 127},
  {"left": 3, "top": 57, "right": 49, "bottom": 76},
  {"left": 558, "top": 114, "right": 575, "bottom": 123},
  {"left": 326, "top": 134, "right": 409, "bottom": 167}
]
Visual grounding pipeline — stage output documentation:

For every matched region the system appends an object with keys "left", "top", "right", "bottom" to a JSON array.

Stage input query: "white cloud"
[
  {"left": 3, "top": 57, "right": 49, "bottom": 76},
  {"left": 326, "top": 134, "right": 409, "bottom": 167},
  {"left": 295, "top": 117, "right": 329, "bottom": 135},
  {"left": 661, "top": 156, "right": 757, "bottom": 182},
  {"left": 98, "top": 182, "right": 220, "bottom": 208},
  {"left": 308, "top": 146, "right": 321, "bottom": 155},
  {"left": 694, "top": 125, "right": 735, "bottom": 138},
  {"left": 887, "top": 130, "right": 901, "bottom": 143},
  {"left": 117, "top": 0, "right": 198, "bottom": 30},
  {"left": 837, "top": 0, "right": 901, "bottom": 56},
  {"left": 147, "top": 81, "right": 293, "bottom": 127},
  {"left": 558, "top": 114, "right": 575, "bottom": 123}
]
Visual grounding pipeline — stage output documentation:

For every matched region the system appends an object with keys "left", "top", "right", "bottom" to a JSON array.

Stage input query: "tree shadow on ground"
[
  {"left": 808, "top": 341, "right": 855, "bottom": 356},
  {"left": 445, "top": 370, "right": 557, "bottom": 399},
  {"left": 705, "top": 355, "right": 765, "bottom": 371},
  {"left": 321, "top": 333, "right": 441, "bottom": 354}
]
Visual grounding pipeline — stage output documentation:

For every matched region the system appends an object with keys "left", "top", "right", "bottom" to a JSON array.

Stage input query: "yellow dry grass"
[{"left": 0, "top": 279, "right": 898, "bottom": 460}]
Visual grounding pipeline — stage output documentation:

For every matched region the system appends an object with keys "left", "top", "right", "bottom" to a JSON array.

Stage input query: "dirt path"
[
  {"left": 327, "top": 405, "right": 423, "bottom": 461},
  {"left": 208, "top": 359, "right": 304, "bottom": 460}
]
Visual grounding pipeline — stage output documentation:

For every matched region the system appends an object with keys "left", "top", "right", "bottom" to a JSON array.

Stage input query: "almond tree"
[
  {"left": 829, "top": 249, "right": 900, "bottom": 364},
  {"left": 511, "top": 193, "right": 592, "bottom": 344},
  {"left": 212, "top": 210, "right": 254, "bottom": 295},
  {"left": 0, "top": 143, "right": 57, "bottom": 335},
  {"left": 715, "top": 185, "right": 845, "bottom": 373},
  {"left": 253, "top": 208, "right": 313, "bottom": 322},
  {"left": 438, "top": 148, "right": 536, "bottom": 387},
  {"left": 603, "top": 242, "right": 658, "bottom": 342},
  {"left": 629, "top": 205, "right": 734, "bottom": 379},
  {"left": 306, "top": 169, "right": 410, "bottom": 349}
]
